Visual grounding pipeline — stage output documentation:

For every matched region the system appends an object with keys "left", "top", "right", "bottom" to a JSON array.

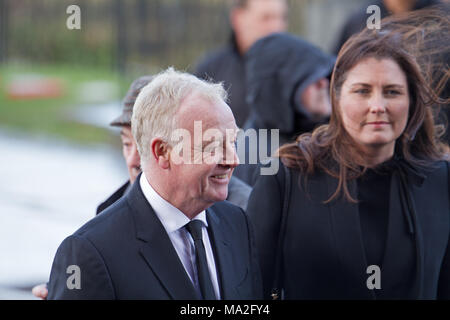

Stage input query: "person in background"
[
  {"left": 95, "top": 76, "right": 153, "bottom": 214},
  {"left": 233, "top": 32, "right": 335, "bottom": 186},
  {"left": 195, "top": 0, "right": 288, "bottom": 128},
  {"left": 247, "top": 9, "right": 450, "bottom": 299},
  {"left": 46, "top": 68, "right": 262, "bottom": 299},
  {"left": 32, "top": 73, "right": 252, "bottom": 299},
  {"left": 333, "top": 0, "right": 440, "bottom": 54}
]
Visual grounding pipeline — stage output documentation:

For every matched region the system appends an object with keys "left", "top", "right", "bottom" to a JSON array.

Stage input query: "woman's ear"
[{"left": 151, "top": 138, "right": 170, "bottom": 169}]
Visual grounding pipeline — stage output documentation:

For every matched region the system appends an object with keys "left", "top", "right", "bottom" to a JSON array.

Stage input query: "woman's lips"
[{"left": 366, "top": 121, "right": 389, "bottom": 125}]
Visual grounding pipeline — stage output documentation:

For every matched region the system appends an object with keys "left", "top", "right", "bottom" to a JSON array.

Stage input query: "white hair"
[{"left": 131, "top": 67, "right": 228, "bottom": 167}]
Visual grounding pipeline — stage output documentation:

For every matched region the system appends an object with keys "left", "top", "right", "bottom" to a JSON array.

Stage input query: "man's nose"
[{"left": 222, "top": 143, "right": 239, "bottom": 167}]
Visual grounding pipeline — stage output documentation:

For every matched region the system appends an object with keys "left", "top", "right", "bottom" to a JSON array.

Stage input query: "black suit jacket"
[
  {"left": 47, "top": 177, "right": 262, "bottom": 299},
  {"left": 247, "top": 160, "right": 450, "bottom": 299}
]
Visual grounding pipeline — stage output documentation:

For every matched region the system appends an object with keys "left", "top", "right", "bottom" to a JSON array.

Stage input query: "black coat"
[
  {"left": 47, "top": 174, "right": 262, "bottom": 299},
  {"left": 96, "top": 181, "right": 130, "bottom": 215},
  {"left": 246, "top": 160, "right": 450, "bottom": 299},
  {"left": 195, "top": 33, "right": 249, "bottom": 128}
]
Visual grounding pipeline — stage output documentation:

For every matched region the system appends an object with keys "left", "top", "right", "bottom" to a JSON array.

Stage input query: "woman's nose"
[{"left": 368, "top": 93, "right": 387, "bottom": 113}]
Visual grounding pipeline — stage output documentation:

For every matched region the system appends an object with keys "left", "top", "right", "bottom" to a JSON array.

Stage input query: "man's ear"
[{"left": 151, "top": 138, "right": 170, "bottom": 169}]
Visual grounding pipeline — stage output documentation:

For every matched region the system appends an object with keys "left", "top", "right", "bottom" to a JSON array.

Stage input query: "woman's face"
[{"left": 338, "top": 57, "right": 410, "bottom": 155}]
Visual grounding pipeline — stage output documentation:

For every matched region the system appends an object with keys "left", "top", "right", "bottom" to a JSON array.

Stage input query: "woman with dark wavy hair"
[{"left": 246, "top": 6, "right": 450, "bottom": 299}]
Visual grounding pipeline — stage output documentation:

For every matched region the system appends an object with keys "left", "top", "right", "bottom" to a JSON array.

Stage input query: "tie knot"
[{"left": 186, "top": 220, "right": 204, "bottom": 241}]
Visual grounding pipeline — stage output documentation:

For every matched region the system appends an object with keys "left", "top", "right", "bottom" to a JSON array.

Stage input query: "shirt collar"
[{"left": 139, "top": 172, "right": 208, "bottom": 234}]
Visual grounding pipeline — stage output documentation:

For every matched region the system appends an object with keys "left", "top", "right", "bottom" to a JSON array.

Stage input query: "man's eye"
[
  {"left": 204, "top": 142, "right": 220, "bottom": 152},
  {"left": 123, "top": 143, "right": 131, "bottom": 148}
]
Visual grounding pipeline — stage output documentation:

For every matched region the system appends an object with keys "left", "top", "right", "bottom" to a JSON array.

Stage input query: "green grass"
[{"left": 0, "top": 63, "right": 129, "bottom": 145}]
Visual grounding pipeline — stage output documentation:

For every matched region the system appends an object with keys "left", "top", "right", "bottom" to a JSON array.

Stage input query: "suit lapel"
[
  {"left": 126, "top": 177, "right": 199, "bottom": 300},
  {"left": 138, "top": 239, "right": 199, "bottom": 300},
  {"left": 326, "top": 174, "right": 375, "bottom": 299},
  {"left": 206, "top": 207, "right": 240, "bottom": 299}
]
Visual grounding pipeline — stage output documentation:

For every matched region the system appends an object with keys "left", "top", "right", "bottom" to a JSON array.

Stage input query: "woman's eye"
[
  {"left": 385, "top": 90, "right": 401, "bottom": 96},
  {"left": 355, "top": 88, "right": 369, "bottom": 94}
]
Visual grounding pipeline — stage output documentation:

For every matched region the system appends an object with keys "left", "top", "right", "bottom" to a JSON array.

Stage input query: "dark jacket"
[
  {"left": 96, "top": 176, "right": 251, "bottom": 215},
  {"left": 195, "top": 33, "right": 249, "bottom": 128},
  {"left": 226, "top": 175, "right": 252, "bottom": 211},
  {"left": 48, "top": 174, "right": 262, "bottom": 299},
  {"left": 246, "top": 159, "right": 450, "bottom": 299},
  {"left": 244, "top": 32, "right": 335, "bottom": 142},
  {"left": 96, "top": 181, "right": 130, "bottom": 215}
]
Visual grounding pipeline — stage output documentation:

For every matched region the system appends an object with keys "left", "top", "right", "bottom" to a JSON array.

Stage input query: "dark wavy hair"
[{"left": 278, "top": 5, "right": 450, "bottom": 203}]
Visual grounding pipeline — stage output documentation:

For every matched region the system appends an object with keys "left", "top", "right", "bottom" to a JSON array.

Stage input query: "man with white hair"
[{"left": 47, "top": 68, "right": 262, "bottom": 300}]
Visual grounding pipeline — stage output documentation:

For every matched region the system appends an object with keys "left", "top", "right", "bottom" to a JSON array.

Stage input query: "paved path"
[{"left": 0, "top": 130, "right": 127, "bottom": 299}]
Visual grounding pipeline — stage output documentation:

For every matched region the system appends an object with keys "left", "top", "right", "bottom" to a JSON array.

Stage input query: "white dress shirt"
[{"left": 139, "top": 173, "right": 221, "bottom": 299}]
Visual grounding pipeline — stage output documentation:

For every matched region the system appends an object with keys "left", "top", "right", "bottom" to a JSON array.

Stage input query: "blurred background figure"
[
  {"left": 96, "top": 76, "right": 152, "bottom": 214},
  {"left": 195, "top": 0, "right": 288, "bottom": 128},
  {"left": 333, "top": 0, "right": 441, "bottom": 53},
  {"left": 233, "top": 32, "right": 335, "bottom": 185},
  {"left": 243, "top": 32, "right": 334, "bottom": 143}
]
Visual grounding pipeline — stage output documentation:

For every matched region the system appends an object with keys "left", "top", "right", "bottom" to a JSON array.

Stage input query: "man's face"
[
  {"left": 120, "top": 126, "right": 141, "bottom": 184},
  {"left": 300, "top": 78, "right": 332, "bottom": 119},
  {"left": 168, "top": 93, "right": 239, "bottom": 208},
  {"left": 233, "top": 0, "right": 288, "bottom": 53}
]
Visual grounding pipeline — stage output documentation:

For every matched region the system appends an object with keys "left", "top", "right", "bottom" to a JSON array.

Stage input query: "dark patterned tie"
[{"left": 185, "top": 220, "right": 217, "bottom": 300}]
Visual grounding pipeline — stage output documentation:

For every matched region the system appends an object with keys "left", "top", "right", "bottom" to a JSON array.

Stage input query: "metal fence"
[{"left": 0, "top": 0, "right": 362, "bottom": 73}]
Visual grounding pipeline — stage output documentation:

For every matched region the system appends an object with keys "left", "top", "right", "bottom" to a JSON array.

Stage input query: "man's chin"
[{"left": 207, "top": 190, "right": 228, "bottom": 204}]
